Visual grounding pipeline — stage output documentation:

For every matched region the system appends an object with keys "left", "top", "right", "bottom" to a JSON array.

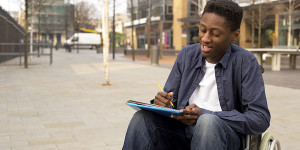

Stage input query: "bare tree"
[
  {"left": 146, "top": 0, "right": 151, "bottom": 58},
  {"left": 128, "top": 0, "right": 135, "bottom": 61},
  {"left": 251, "top": 0, "right": 255, "bottom": 48},
  {"left": 243, "top": 1, "right": 275, "bottom": 48},
  {"left": 29, "top": 0, "right": 55, "bottom": 56},
  {"left": 29, "top": 0, "right": 34, "bottom": 61},
  {"left": 258, "top": 2, "right": 261, "bottom": 48},
  {"left": 286, "top": 0, "right": 300, "bottom": 47},
  {"left": 190, "top": 0, "right": 205, "bottom": 17},
  {"left": 244, "top": 0, "right": 300, "bottom": 48},
  {"left": 25, "top": 0, "right": 29, "bottom": 68},
  {"left": 74, "top": 1, "right": 97, "bottom": 30},
  {"left": 102, "top": 0, "right": 110, "bottom": 85}
]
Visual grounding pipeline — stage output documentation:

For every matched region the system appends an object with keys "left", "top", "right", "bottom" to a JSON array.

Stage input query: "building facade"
[
  {"left": 176, "top": 0, "right": 205, "bottom": 50},
  {"left": 126, "top": 0, "right": 300, "bottom": 51},
  {"left": 239, "top": 0, "right": 300, "bottom": 48},
  {"left": 125, "top": 0, "right": 173, "bottom": 50},
  {"left": 28, "top": 0, "right": 68, "bottom": 47}
]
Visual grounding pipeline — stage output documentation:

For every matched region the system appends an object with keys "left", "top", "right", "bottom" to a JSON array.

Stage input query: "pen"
[{"left": 156, "top": 82, "right": 174, "bottom": 108}]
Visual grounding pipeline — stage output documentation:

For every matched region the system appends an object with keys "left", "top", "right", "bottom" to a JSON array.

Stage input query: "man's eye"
[
  {"left": 200, "top": 30, "right": 206, "bottom": 33},
  {"left": 213, "top": 33, "right": 220, "bottom": 37}
]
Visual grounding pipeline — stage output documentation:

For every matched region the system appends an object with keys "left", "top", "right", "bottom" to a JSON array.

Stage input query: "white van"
[{"left": 64, "top": 33, "right": 102, "bottom": 49}]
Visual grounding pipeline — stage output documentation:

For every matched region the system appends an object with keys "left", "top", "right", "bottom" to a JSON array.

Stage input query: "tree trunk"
[
  {"left": 251, "top": 0, "right": 255, "bottom": 48},
  {"left": 112, "top": 0, "right": 116, "bottom": 60},
  {"left": 258, "top": 2, "right": 261, "bottom": 48},
  {"left": 159, "top": 18, "right": 163, "bottom": 59},
  {"left": 288, "top": 0, "right": 292, "bottom": 47},
  {"left": 131, "top": 0, "right": 135, "bottom": 61},
  {"left": 147, "top": 0, "right": 151, "bottom": 58},
  {"left": 25, "top": 0, "right": 29, "bottom": 68},
  {"left": 102, "top": 0, "right": 110, "bottom": 85},
  {"left": 38, "top": 8, "right": 41, "bottom": 57},
  {"left": 30, "top": 0, "right": 34, "bottom": 62}
]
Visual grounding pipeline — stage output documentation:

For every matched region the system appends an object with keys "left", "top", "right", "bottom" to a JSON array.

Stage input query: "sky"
[
  {"left": 0, "top": 0, "right": 24, "bottom": 12},
  {"left": 0, "top": 0, "right": 127, "bottom": 17}
]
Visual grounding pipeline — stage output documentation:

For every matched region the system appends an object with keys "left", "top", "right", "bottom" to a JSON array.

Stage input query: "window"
[
  {"left": 167, "top": 5, "right": 173, "bottom": 14},
  {"left": 137, "top": 34, "right": 146, "bottom": 49}
]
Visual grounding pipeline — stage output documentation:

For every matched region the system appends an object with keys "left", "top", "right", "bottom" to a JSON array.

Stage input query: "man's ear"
[{"left": 231, "top": 29, "right": 240, "bottom": 42}]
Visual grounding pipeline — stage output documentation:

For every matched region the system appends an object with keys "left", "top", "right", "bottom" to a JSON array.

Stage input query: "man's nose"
[{"left": 201, "top": 32, "right": 211, "bottom": 43}]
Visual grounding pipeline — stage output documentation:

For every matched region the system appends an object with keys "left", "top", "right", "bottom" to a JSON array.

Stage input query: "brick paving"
[{"left": 0, "top": 49, "right": 299, "bottom": 149}]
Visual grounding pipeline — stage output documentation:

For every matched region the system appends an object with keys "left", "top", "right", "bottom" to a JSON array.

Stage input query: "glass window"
[
  {"left": 190, "top": 0, "right": 200, "bottom": 16},
  {"left": 162, "top": 30, "right": 173, "bottom": 49},
  {"left": 279, "top": 13, "right": 288, "bottom": 29},
  {"left": 140, "top": 10, "right": 148, "bottom": 18},
  {"left": 167, "top": 5, "right": 172, "bottom": 14},
  {"left": 152, "top": 6, "right": 162, "bottom": 17},
  {"left": 293, "top": 11, "right": 300, "bottom": 29},
  {"left": 137, "top": 33, "right": 146, "bottom": 49}
]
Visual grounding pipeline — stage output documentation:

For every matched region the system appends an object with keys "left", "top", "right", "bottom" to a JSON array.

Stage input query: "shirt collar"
[
  {"left": 218, "top": 44, "right": 232, "bottom": 69},
  {"left": 195, "top": 44, "right": 204, "bottom": 69},
  {"left": 196, "top": 44, "right": 232, "bottom": 69}
]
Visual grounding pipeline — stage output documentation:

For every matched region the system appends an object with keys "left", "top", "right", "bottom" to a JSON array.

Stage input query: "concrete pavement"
[{"left": 0, "top": 49, "right": 300, "bottom": 149}]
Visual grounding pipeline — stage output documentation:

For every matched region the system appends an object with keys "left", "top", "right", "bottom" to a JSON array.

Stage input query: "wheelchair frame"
[{"left": 245, "top": 132, "right": 281, "bottom": 150}]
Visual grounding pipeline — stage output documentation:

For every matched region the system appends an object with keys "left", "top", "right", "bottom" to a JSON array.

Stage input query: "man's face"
[{"left": 199, "top": 12, "right": 239, "bottom": 64}]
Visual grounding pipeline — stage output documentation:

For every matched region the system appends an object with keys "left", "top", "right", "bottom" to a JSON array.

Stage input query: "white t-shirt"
[{"left": 189, "top": 60, "right": 222, "bottom": 112}]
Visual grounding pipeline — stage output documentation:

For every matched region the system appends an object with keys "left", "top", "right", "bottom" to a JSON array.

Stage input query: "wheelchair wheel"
[{"left": 259, "top": 132, "right": 281, "bottom": 150}]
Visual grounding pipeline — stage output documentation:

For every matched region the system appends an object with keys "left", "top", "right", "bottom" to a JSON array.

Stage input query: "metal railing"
[{"left": 0, "top": 43, "right": 53, "bottom": 66}]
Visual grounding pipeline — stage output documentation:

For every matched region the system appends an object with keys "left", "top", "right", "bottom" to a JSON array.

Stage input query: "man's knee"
[
  {"left": 130, "top": 110, "right": 147, "bottom": 125},
  {"left": 132, "top": 110, "right": 152, "bottom": 121},
  {"left": 130, "top": 110, "right": 156, "bottom": 128},
  {"left": 193, "top": 114, "right": 226, "bottom": 141},
  {"left": 191, "top": 114, "right": 227, "bottom": 149},
  {"left": 195, "top": 114, "right": 221, "bottom": 130},
  {"left": 123, "top": 111, "right": 154, "bottom": 150},
  {"left": 192, "top": 114, "right": 240, "bottom": 150}
]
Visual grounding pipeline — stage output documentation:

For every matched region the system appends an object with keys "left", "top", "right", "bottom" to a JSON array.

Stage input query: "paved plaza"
[{"left": 0, "top": 49, "right": 300, "bottom": 149}]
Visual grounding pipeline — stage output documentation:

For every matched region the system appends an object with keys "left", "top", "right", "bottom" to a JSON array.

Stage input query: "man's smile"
[{"left": 201, "top": 44, "right": 212, "bottom": 53}]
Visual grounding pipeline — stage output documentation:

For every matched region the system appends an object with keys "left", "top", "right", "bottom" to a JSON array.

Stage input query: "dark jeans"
[{"left": 122, "top": 110, "right": 240, "bottom": 150}]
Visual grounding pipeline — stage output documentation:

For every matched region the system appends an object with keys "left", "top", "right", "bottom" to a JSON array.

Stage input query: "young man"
[{"left": 123, "top": 0, "right": 270, "bottom": 149}]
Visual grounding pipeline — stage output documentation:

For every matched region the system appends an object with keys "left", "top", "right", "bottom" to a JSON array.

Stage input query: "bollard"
[{"left": 151, "top": 45, "right": 159, "bottom": 65}]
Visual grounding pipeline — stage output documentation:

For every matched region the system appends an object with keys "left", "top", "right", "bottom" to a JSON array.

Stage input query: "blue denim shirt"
[{"left": 164, "top": 43, "right": 271, "bottom": 148}]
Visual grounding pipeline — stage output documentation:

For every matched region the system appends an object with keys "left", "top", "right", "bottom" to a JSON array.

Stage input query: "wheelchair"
[{"left": 245, "top": 132, "right": 281, "bottom": 150}]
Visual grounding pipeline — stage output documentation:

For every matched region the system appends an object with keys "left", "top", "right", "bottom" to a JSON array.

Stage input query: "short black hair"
[{"left": 203, "top": 0, "right": 243, "bottom": 31}]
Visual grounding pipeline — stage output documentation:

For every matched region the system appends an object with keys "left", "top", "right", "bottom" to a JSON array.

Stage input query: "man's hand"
[
  {"left": 171, "top": 104, "right": 202, "bottom": 126},
  {"left": 154, "top": 92, "right": 173, "bottom": 107}
]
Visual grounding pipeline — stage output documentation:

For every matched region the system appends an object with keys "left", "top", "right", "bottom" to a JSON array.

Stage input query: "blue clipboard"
[{"left": 126, "top": 100, "right": 183, "bottom": 118}]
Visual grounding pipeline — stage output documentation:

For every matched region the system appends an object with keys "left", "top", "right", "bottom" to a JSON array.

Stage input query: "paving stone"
[
  {"left": 44, "top": 121, "right": 85, "bottom": 128},
  {"left": 0, "top": 49, "right": 299, "bottom": 149},
  {"left": 28, "top": 138, "right": 76, "bottom": 146}
]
